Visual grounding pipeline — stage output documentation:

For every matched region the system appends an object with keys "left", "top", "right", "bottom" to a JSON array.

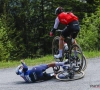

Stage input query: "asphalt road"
[{"left": 0, "top": 57, "right": 100, "bottom": 90}]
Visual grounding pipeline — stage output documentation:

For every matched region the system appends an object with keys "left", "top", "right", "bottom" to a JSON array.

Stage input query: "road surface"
[{"left": 0, "top": 57, "right": 100, "bottom": 90}]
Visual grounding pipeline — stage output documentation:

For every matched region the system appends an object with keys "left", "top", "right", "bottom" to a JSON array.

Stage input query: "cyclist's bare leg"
[
  {"left": 48, "top": 63, "right": 56, "bottom": 67},
  {"left": 59, "top": 35, "right": 65, "bottom": 50},
  {"left": 72, "top": 38, "right": 77, "bottom": 44},
  {"left": 48, "top": 62, "right": 64, "bottom": 67},
  {"left": 59, "top": 35, "right": 65, "bottom": 57},
  {"left": 71, "top": 38, "right": 78, "bottom": 56},
  {"left": 54, "top": 35, "right": 65, "bottom": 58}
]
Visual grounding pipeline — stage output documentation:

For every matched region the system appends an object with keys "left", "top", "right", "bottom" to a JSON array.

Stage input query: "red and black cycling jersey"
[
  {"left": 53, "top": 12, "right": 78, "bottom": 29},
  {"left": 58, "top": 12, "right": 78, "bottom": 25}
]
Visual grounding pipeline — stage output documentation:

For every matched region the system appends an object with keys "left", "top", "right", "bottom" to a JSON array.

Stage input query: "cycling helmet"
[
  {"left": 55, "top": 7, "right": 64, "bottom": 15},
  {"left": 15, "top": 65, "right": 23, "bottom": 75}
]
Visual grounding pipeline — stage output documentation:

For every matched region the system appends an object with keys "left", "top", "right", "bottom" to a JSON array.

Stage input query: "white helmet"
[{"left": 15, "top": 65, "right": 23, "bottom": 75}]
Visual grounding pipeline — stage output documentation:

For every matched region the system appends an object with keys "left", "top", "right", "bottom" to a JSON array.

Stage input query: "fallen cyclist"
[{"left": 15, "top": 60, "right": 68, "bottom": 83}]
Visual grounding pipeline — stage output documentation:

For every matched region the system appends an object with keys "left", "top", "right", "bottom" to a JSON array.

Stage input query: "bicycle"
[
  {"left": 55, "top": 64, "right": 85, "bottom": 81},
  {"left": 56, "top": 59, "right": 85, "bottom": 81},
  {"left": 52, "top": 29, "right": 87, "bottom": 73}
]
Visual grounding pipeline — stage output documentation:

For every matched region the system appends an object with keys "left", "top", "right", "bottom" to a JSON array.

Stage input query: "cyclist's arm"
[
  {"left": 21, "top": 62, "right": 28, "bottom": 72},
  {"left": 50, "top": 17, "right": 60, "bottom": 35},
  {"left": 53, "top": 17, "right": 60, "bottom": 29}
]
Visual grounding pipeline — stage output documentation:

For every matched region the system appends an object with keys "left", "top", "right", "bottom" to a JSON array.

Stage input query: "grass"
[
  {"left": 0, "top": 51, "right": 100, "bottom": 69},
  {"left": 0, "top": 55, "right": 54, "bottom": 69},
  {"left": 83, "top": 51, "right": 100, "bottom": 58}
]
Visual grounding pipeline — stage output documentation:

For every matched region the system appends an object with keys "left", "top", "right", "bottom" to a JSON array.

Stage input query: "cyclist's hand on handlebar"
[
  {"left": 50, "top": 31, "right": 54, "bottom": 37},
  {"left": 50, "top": 28, "right": 56, "bottom": 37}
]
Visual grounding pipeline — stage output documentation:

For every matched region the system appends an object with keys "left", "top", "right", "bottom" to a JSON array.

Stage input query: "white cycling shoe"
[{"left": 54, "top": 54, "right": 62, "bottom": 59}]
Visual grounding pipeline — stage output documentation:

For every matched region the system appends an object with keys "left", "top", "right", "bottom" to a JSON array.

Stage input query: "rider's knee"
[
  {"left": 60, "top": 36, "right": 64, "bottom": 40},
  {"left": 72, "top": 39, "right": 76, "bottom": 44}
]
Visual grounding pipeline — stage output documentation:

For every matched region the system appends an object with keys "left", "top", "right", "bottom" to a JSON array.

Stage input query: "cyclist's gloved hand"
[
  {"left": 50, "top": 28, "right": 56, "bottom": 37},
  {"left": 50, "top": 31, "right": 54, "bottom": 37}
]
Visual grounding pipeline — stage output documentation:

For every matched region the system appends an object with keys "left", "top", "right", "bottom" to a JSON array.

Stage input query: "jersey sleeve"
[{"left": 53, "top": 17, "right": 60, "bottom": 29}]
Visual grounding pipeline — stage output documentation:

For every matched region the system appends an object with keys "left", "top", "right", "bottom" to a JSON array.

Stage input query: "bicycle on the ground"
[
  {"left": 52, "top": 29, "right": 87, "bottom": 73},
  {"left": 55, "top": 64, "right": 85, "bottom": 81}
]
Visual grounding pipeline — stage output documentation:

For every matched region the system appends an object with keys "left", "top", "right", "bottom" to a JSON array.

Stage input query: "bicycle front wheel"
[
  {"left": 82, "top": 54, "right": 87, "bottom": 71},
  {"left": 69, "top": 44, "right": 83, "bottom": 73}
]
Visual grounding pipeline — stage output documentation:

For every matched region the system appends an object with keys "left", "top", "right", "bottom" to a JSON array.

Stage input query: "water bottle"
[{"left": 64, "top": 43, "right": 68, "bottom": 51}]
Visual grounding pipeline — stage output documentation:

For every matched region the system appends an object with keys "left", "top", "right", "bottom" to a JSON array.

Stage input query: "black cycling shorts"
[{"left": 61, "top": 20, "right": 80, "bottom": 39}]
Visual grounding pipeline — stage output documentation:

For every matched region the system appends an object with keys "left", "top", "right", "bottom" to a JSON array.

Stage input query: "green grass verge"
[
  {"left": 0, "top": 55, "right": 54, "bottom": 69},
  {"left": 83, "top": 51, "right": 100, "bottom": 58},
  {"left": 0, "top": 51, "right": 100, "bottom": 69}
]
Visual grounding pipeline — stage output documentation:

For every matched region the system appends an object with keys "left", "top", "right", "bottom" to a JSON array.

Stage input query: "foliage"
[
  {"left": 0, "top": 0, "right": 100, "bottom": 61},
  {"left": 77, "top": 9, "right": 100, "bottom": 51},
  {"left": 0, "top": 17, "right": 14, "bottom": 61}
]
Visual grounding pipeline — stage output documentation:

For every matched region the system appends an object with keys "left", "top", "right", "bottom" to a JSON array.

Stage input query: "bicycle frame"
[
  {"left": 55, "top": 29, "right": 76, "bottom": 60},
  {"left": 52, "top": 29, "right": 84, "bottom": 73}
]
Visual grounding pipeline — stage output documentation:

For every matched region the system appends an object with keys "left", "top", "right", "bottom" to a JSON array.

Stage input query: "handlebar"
[{"left": 56, "top": 29, "right": 62, "bottom": 32}]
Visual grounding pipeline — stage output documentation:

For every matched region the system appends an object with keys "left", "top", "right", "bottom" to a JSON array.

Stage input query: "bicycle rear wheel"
[
  {"left": 52, "top": 36, "right": 61, "bottom": 71},
  {"left": 56, "top": 71, "right": 85, "bottom": 81},
  {"left": 69, "top": 44, "right": 83, "bottom": 73},
  {"left": 52, "top": 36, "right": 59, "bottom": 56}
]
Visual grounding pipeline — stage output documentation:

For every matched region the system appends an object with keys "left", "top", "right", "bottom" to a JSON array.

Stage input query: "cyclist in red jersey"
[{"left": 50, "top": 7, "right": 80, "bottom": 59}]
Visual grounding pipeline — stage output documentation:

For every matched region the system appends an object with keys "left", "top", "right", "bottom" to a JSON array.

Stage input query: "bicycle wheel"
[
  {"left": 69, "top": 44, "right": 83, "bottom": 73},
  {"left": 82, "top": 54, "right": 87, "bottom": 71},
  {"left": 52, "top": 36, "right": 59, "bottom": 56},
  {"left": 56, "top": 70, "right": 85, "bottom": 81},
  {"left": 52, "top": 36, "right": 64, "bottom": 61},
  {"left": 72, "top": 52, "right": 87, "bottom": 71}
]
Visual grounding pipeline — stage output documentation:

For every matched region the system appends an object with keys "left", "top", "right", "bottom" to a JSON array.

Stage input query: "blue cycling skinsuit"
[{"left": 18, "top": 62, "right": 54, "bottom": 83}]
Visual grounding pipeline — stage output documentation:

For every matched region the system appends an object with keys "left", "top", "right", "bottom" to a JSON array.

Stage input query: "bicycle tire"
[
  {"left": 52, "top": 36, "right": 64, "bottom": 61},
  {"left": 72, "top": 51, "right": 87, "bottom": 71},
  {"left": 52, "top": 36, "right": 59, "bottom": 55},
  {"left": 56, "top": 71, "right": 85, "bottom": 81},
  {"left": 69, "top": 44, "right": 83, "bottom": 73},
  {"left": 82, "top": 54, "right": 87, "bottom": 71}
]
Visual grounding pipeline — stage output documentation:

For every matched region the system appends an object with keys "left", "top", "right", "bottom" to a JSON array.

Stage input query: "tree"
[
  {"left": 77, "top": 8, "right": 100, "bottom": 51},
  {"left": 0, "top": 0, "right": 100, "bottom": 60}
]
